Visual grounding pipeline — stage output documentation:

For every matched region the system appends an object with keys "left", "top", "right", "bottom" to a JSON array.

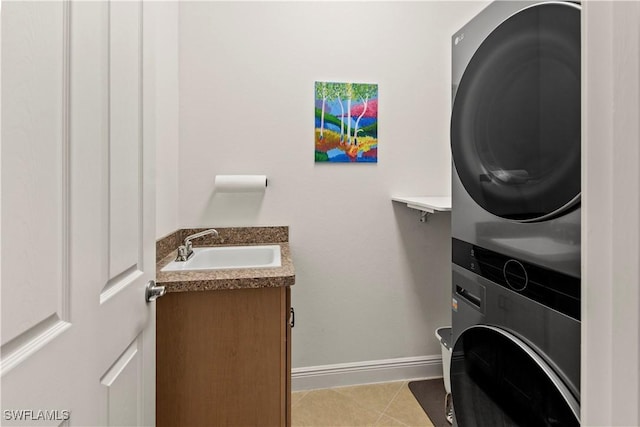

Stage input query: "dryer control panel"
[{"left": 452, "top": 238, "right": 580, "bottom": 321}]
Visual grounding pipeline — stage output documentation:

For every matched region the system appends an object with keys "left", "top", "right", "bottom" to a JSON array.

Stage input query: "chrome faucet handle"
[
  {"left": 176, "top": 229, "right": 218, "bottom": 262},
  {"left": 183, "top": 229, "right": 219, "bottom": 247},
  {"left": 175, "top": 245, "right": 189, "bottom": 262}
]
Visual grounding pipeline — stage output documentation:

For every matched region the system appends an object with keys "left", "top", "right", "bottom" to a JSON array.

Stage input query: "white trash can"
[{"left": 435, "top": 327, "right": 453, "bottom": 424}]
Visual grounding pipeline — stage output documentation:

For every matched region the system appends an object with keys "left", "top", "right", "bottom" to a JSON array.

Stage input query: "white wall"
[
  {"left": 178, "top": 1, "right": 488, "bottom": 380},
  {"left": 152, "top": 2, "right": 180, "bottom": 239},
  {"left": 582, "top": 1, "right": 640, "bottom": 425}
]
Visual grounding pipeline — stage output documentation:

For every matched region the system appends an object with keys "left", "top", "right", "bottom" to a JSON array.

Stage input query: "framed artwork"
[{"left": 315, "top": 81, "right": 378, "bottom": 163}]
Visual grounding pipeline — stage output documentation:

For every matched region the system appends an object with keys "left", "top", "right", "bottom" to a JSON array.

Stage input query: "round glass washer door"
[
  {"left": 450, "top": 325, "right": 580, "bottom": 427},
  {"left": 451, "top": 2, "right": 581, "bottom": 222}
]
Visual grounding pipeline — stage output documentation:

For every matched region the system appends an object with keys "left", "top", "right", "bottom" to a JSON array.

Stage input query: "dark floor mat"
[{"left": 408, "top": 378, "right": 450, "bottom": 427}]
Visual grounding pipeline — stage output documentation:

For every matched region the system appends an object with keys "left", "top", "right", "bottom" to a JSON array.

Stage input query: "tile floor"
[{"left": 291, "top": 381, "right": 434, "bottom": 427}]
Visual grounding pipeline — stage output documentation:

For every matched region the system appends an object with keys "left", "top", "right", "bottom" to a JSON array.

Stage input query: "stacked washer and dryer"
[{"left": 449, "top": 1, "right": 581, "bottom": 426}]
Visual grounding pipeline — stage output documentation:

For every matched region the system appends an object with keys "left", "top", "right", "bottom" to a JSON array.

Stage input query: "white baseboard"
[{"left": 291, "top": 354, "right": 443, "bottom": 391}]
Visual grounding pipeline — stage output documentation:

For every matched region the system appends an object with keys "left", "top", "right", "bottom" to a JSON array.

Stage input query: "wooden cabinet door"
[
  {"left": 286, "top": 287, "right": 292, "bottom": 426},
  {"left": 157, "top": 287, "right": 290, "bottom": 427}
]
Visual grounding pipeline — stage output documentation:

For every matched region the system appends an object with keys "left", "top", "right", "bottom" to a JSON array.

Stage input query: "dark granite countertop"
[{"left": 155, "top": 227, "right": 295, "bottom": 293}]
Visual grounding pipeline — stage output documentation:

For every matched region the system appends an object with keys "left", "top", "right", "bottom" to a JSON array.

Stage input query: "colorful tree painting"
[{"left": 315, "top": 81, "right": 378, "bottom": 163}]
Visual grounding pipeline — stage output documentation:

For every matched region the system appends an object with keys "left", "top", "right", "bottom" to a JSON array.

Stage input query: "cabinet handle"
[{"left": 289, "top": 307, "right": 295, "bottom": 328}]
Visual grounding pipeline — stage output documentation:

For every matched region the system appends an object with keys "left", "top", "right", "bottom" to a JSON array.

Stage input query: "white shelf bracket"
[
  {"left": 420, "top": 211, "right": 432, "bottom": 223},
  {"left": 406, "top": 203, "right": 434, "bottom": 223}
]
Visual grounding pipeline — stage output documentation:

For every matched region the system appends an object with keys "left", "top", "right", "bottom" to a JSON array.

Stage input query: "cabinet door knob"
[{"left": 289, "top": 307, "right": 295, "bottom": 328}]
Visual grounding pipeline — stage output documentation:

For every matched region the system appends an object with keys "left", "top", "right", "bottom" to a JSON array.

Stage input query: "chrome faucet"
[{"left": 175, "top": 229, "right": 219, "bottom": 261}]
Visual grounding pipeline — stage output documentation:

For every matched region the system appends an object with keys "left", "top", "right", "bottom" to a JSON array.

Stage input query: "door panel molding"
[
  {"left": 107, "top": 0, "right": 142, "bottom": 280},
  {"left": 0, "top": 0, "right": 71, "bottom": 374},
  {"left": 100, "top": 336, "right": 143, "bottom": 426},
  {"left": 0, "top": 315, "right": 71, "bottom": 376},
  {"left": 100, "top": 265, "right": 143, "bottom": 305},
  {"left": 60, "top": 0, "right": 71, "bottom": 325}
]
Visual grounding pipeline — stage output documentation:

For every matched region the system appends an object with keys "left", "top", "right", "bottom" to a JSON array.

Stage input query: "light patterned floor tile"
[
  {"left": 292, "top": 388, "right": 382, "bottom": 427},
  {"left": 291, "top": 390, "right": 309, "bottom": 409},
  {"left": 332, "top": 381, "right": 404, "bottom": 414},
  {"left": 291, "top": 381, "right": 435, "bottom": 427},
  {"left": 383, "top": 383, "right": 434, "bottom": 427},
  {"left": 375, "top": 414, "right": 409, "bottom": 426}
]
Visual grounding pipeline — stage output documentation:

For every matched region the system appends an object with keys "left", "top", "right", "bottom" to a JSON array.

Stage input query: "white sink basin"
[{"left": 161, "top": 245, "right": 281, "bottom": 272}]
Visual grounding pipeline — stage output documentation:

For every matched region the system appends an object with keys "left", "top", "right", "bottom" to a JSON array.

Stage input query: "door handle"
[
  {"left": 455, "top": 285, "right": 481, "bottom": 309},
  {"left": 145, "top": 280, "right": 166, "bottom": 302}
]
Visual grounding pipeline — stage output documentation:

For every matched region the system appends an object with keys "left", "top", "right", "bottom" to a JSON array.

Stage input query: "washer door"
[
  {"left": 451, "top": 325, "right": 579, "bottom": 427},
  {"left": 451, "top": 2, "right": 581, "bottom": 222}
]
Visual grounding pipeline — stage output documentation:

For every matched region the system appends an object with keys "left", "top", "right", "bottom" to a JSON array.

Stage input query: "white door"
[{"left": 1, "top": 1, "right": 157, "bottom": 425}]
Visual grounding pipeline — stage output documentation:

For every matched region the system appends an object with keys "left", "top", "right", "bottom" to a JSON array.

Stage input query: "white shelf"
[{"left": 391, "top": 196, "right": 452, "bottom": 214}]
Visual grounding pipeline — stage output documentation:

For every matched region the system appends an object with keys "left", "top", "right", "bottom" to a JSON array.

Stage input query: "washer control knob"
[{"left": 503, "top": 259, "right": 528, "bottom": 291}]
